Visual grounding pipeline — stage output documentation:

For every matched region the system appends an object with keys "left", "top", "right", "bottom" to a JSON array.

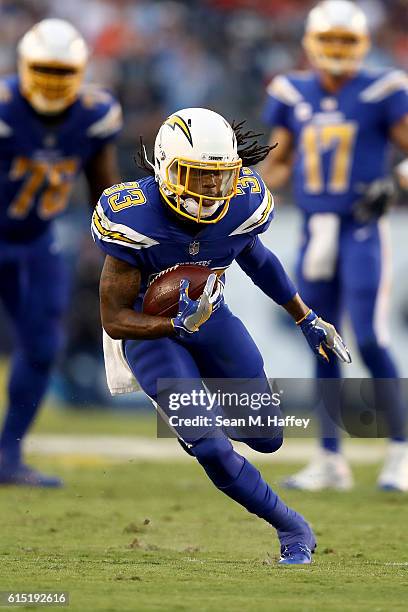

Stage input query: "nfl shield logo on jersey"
[{"left": 189, "top": 240, "right": 200, "bottom": 255}]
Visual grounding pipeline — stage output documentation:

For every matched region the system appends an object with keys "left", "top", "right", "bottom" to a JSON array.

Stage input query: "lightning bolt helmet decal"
[{"left": 163, "top": 114, "right": 193, "bottom": 147}]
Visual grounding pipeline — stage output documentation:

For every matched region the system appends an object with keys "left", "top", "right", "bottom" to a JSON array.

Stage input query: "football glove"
[
  {"left": 172, "top": 274, "right": 217, "bottom": 336},
  {"left": 297, "top": 310, "right": 352, "bottom": 364},
  {"left": 353, "top": 177, "right": 395, "bottom": 224}
]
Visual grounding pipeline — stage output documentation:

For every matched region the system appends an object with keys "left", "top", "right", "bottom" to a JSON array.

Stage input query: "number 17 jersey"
[{"left": 263, "top": 68, "right": 408, "bottom": 216}]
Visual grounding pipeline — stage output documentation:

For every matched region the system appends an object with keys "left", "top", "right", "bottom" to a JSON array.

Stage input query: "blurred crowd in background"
[
  {"left": 0, "top": 0, "right": 407, "bottom": 406},
  {"left": 0, "top": 0, "right": 407, "bottom": 177}
]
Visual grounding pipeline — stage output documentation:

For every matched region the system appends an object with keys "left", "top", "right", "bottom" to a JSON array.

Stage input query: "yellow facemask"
[
  {"left": 160, "top": 157, "right": 242, "bottom": 224},
  {"left": 19, "top": 59, "right": 85, "bottom": 115},
  {"left": 303, "top": 28, "right": 370, "bottom": 75}
]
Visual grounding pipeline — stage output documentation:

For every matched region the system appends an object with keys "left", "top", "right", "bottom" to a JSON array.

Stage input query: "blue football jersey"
[
  {"left": 0, "top": 75, "right": 122, "bottom": 242},
  {"left": 263, "top": 68, "right": 408, "bottom": 215},
  {"left": 91, "top": 168, "right": 274, "bottom": 308}
]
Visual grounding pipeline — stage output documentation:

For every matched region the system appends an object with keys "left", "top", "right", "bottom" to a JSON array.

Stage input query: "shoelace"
[{"left": 280, "top": 543, "right": 311, "bottom": 558}]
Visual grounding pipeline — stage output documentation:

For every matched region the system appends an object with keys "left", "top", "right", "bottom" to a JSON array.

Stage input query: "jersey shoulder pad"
[
  {"left": 359, "top": 67, "right": 408, "bottom": 103},
  {"left": 229, "top": 167, "right": 274, "bottom": 236},
  {"left": 91, "top": 179, "right": 159, "bottom": 252},
  {"left": 266, "top": 71, "right": 312, "bottom": 106},
  {"left": 80, "top": 85, "right": 123, "bottom": 139}
]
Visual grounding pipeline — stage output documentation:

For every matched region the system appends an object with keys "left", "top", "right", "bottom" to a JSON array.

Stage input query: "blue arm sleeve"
[{"left": 236, "top": 236, "right": 297, "bottom": 305}]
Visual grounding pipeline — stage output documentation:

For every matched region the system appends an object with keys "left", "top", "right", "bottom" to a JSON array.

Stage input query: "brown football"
[{"left": 142, "top": 264, "right": 214, "bottom": 317}]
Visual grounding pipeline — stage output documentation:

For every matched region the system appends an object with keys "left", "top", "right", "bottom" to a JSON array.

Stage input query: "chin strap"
[{"left": 182, "top": 197, "right": 222, "bottom": 219}]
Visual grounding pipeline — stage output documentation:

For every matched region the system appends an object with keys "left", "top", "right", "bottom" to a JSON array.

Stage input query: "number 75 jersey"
[
  {"left": 0, "top": 75, "right": 122, "bottom": 242},
  {"left": 263, "top": 68, "right": 408, "bottom": 216}
]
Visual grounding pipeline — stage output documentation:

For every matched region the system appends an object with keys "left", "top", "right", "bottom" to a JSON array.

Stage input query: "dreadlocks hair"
[
  {"left": 135, "top": 120, "right": 277, "bottom": 176},
  {"left": 231, "top": 119, "right": 277, "bottom": 166},
  {"left": 135, "top": 136, "right": 155, "bottom": 176}
]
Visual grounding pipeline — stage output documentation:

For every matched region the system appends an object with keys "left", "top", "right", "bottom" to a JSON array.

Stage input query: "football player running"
[
  {"left": 92, "top": 107, "right": 351, "bottom": 564},
  {"left": 0, "top": 19, "right": 122, "bottom": 487},
  {"left": 260, "top": 0, "right": 408, "bottom": 491}
]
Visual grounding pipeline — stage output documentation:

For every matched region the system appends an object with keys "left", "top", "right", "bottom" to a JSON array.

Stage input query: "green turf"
[
  {"left": 32, "top": 403, "right": 156, "bottom": 437},
  {"left": 0, "top": 360, "right": 406, "bottom": 610},
  {"left": 1, "top": 458, "right": 407, "bottom": 612}
]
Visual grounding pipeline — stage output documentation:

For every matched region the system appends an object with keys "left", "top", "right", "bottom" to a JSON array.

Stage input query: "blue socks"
[
  {"left": 192, "top": 437, "right": 309, "bottom": 543},
  {"left": 316, "top": 360, "right": 342, "bottom": 453},
  {"left": 359, "top": 341, "right": 406, "bottom": 442},
  {"left": 316, "top": 340, "right": 406, "bottom": 452},
  {"left": 0, "top": 350, "right": 52, "bottom": 466}
]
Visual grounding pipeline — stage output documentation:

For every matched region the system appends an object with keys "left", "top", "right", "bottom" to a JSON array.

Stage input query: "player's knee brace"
[{"left": 191, "top": 436, "right": 245, "bottom": 488}]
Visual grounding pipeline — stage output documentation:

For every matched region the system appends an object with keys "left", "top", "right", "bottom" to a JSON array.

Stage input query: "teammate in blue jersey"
[
  {"left": 260, "top": 0, "right": 408, "bottom": 491},
  {"left": 0, "top": 19, "right": 122, "bottom": 486},
  {"left": 92, "top": 107, "right": 351, "bottom": 564}
]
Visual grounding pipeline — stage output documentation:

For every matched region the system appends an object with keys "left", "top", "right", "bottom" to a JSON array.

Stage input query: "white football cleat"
[
  {"left": 377, "top": 442, "right": 408, "bottom": 492},
  {"left": 281, "top": 449, "right": 354, "bottom": 491}
]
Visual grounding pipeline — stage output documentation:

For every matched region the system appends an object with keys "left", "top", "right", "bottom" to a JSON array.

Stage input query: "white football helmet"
[
  {"left": 303, "top": 0, "right": 370, "bottom": 75},
  {"left": 154, "top": 108, "right": 242, "bottom": 224},
  {"left": 18, "top": 19, "right": 88, "bottom": 115}
]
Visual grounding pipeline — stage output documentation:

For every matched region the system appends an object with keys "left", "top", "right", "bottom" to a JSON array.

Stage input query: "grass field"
[
  {"left": 1, "top": 458, "right": 408, "bottom": 612},
  {"left": 0, "top": 403, "right": 408, "bottom": 611}
]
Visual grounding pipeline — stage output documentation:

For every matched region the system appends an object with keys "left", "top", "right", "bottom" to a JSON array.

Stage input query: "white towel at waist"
[{"left": 102, "top": 329, "right": 140, "bottom": 395}]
